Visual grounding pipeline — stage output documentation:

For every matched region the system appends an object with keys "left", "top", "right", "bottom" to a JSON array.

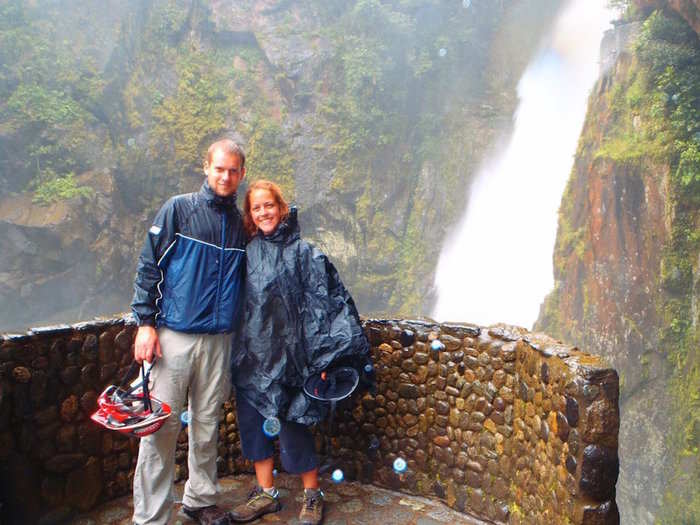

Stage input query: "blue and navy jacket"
[{"left": 131, "top": 181, "right": 246, "bottom": 333}]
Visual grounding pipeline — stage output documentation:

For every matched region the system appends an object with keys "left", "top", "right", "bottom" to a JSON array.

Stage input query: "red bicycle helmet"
[{"left": 91, "top": 361, "right": 171, "bottom": 438}]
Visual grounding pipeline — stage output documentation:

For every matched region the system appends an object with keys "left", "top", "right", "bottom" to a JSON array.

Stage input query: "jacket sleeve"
[{"left": 131, "top": 198, "right": 179, "bottom": 326}]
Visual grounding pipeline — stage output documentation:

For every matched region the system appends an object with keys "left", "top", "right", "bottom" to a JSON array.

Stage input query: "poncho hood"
[{"left": 262, "top": 206, "right": 300, "bottom": 244}]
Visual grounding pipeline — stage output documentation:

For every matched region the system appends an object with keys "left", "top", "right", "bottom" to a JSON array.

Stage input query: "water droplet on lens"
[
  {"left": 462, "top": 0, "right": 471, "bottom": 8},
  {"left": 431, "top": 340, "right": 445, "bottom": 352},
  {"left": 438, "top": 48, "right": 447, "bottom": 57},
  {"left": 273, "top": 468, "right": 278, "bottom": 477},
  {"left": 180, "top": 410, "right": 190, "bottom": 426},
  {"left": 364, "top": 363, "right": 374, "bottom": 373},
  {"left": 332, "top": 469, "right": 344, "bottom": 483},
  {"left": 393, "top": 457, "right": 407, "bottom": 473},
  {"left": 262, "top": 417, "right": 281, "bottom": 437}
]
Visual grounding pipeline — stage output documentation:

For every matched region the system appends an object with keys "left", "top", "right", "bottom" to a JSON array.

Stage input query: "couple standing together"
[{"left": 130, "top": 139, "right": 370, "bottom": 525}]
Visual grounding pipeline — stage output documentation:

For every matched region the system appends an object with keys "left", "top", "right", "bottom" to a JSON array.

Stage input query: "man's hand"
[{"left": 134, "top": 325, "right": 162, "bottom": 364}]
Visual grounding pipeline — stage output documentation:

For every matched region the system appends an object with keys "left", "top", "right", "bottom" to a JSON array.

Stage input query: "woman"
[{"left": 230, "top": 180, "right": 371, "bottom": 525}]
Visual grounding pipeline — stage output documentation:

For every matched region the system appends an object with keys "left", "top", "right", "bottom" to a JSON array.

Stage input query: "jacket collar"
[
  {"left": 262, "top": 206, "right": 300, "bottom": 243},
  {"left": 200, "top": 181, "right": 237, "bottom": 211}
]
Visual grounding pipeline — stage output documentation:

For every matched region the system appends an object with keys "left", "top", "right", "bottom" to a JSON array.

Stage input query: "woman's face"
[{"left": 249, "top": 188, "right": 281, "bottom": 235}]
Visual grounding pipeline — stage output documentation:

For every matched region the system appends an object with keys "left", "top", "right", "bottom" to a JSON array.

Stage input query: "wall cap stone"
[
  {"left": 364, "top": 318, "right": 481, "bottom": 336},
  {"left": 27, "top": 325, "right": 73, "bottom": 337},
  {"left": 1, "top": 313, "right": 136, "bottom": 342}
]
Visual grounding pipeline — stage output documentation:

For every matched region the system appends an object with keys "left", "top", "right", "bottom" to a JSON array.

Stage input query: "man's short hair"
[{"left": 206, "top": 139, "right": 246, "bottom": 168}]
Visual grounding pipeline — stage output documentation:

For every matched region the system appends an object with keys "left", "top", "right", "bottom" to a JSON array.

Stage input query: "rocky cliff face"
[
  {"left": 0, "top": 0, "right": 563, "bottom": 331},
  {"left": 537, "top": 2, "right": 700, "bottom": 523},
  {"left": 638, "top": 0, "right": 700, "bottom": 33},
  {"left": 0, "top": 171, "right": 139, "bottom": 330}
]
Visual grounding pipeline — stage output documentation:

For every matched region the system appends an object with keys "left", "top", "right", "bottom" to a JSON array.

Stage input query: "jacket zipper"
[{"left": 215, "top": 212, "right": 226, "bottom": 331}]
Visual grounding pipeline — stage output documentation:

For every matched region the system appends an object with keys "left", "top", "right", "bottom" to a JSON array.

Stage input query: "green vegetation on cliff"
[
  {"left": 543, "top": 6, "right": 700, "bottom": 522},
  {"left": 149, "top": 51, "right": 236, "bottom": 181},
  {"left": 638, "top": 13, "right": 700, "bottom": 522},
  {"left": 31, "top": 172, "right": 94, "bottom": 205},
  {"left": 0, "top": 1, "right": 100, "bottom": 199}
]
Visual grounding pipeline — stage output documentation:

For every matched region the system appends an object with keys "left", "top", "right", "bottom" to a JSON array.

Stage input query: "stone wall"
[
  {"left": 0, "top": 319, "right": 138, "bottom": 524},
  {"left": 335, "top": 320, "right": 620, "bottom": 525},
  {"left": 0, "top": 317, "right": 619, "bottom": 524}
]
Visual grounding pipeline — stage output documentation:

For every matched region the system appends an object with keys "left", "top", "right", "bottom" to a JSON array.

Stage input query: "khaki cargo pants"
[{"left": 132, "top": 327, "right": 233, "bottom": 525}]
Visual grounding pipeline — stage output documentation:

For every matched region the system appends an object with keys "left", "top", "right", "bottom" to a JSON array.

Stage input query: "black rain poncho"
[{"left": 233, "top": 208, "right": 371, "bottom": 425}]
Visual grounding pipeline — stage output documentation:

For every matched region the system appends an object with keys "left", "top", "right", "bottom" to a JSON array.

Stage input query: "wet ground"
[{"left": 72, "top": 472, "right": 490, "bottom": 525}]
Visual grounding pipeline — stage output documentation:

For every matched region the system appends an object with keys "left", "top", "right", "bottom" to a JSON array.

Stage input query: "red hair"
[{"left": 243, "top": 180, "right": 290, "bottom": 238}]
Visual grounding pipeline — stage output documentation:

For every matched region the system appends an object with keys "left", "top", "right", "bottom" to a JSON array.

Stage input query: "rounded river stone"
[{"left": 580, "top": 445, "right": 619, "bottom": 501}]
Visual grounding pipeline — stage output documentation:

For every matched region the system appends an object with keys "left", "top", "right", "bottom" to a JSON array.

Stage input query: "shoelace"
[{"left": 246, "top": 487, "right": 262, "bottom": 505}]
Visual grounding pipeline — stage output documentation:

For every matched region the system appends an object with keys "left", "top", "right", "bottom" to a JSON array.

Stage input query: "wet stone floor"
[{"left": 71, "top": 472, "right": 490, "bottom": 525}]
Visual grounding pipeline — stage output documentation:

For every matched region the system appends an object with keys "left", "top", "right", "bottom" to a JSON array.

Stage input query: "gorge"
[{"left": 0, "top": 1, "right": 698, "bottom": 523}]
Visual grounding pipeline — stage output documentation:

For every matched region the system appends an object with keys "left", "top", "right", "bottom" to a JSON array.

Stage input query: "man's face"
[{"left": 205, "top": 148, "right": 245, "bottom": 197}]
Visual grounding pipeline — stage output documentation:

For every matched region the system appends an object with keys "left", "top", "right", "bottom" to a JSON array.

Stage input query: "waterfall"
[{"left": 432, "top": 0, "right": 615, "bottom": 328}]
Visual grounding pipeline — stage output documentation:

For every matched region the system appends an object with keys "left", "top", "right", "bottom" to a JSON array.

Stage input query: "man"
[{"left": 130, "top": 139, "right": 246, "bottom": 525}]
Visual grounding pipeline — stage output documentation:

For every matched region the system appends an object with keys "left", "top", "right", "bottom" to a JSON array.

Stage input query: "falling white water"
[{"left": 432, "top": 0, "right": 615, "bottom": 328}]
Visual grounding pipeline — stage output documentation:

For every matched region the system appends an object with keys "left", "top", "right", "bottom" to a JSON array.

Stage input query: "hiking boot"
[
  {"left": 182, "top": 504, "right": 231, "bottom": 525},
  {"left": 298, "top": 488, "right": 324, "bottom": 525},
  {"left": 229, "top": 486, "right": 281, "bottom": 523}
]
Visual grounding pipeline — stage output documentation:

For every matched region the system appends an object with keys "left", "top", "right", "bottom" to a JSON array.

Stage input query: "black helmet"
[{"left": 303, "top": 366, "right": 359, "bottom": 402}]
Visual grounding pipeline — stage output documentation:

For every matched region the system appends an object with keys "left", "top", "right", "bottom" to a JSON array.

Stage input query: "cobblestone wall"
[
  {"left": 0, "top": 317, "right": 619, "bottom": 524},
  {"left": 332, "top": 320, "right": 620, "bottom": 525},
  {"left": 0, "top": 319, "right": 139, "bottom": 524}
]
